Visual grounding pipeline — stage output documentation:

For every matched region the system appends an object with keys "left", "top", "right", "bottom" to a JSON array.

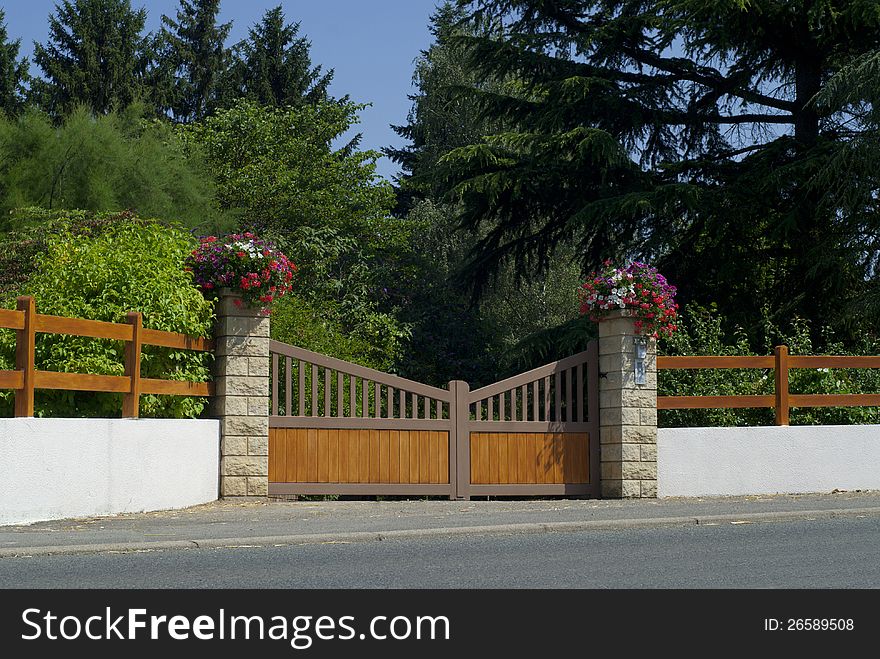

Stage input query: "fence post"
[
  {"left": 597, "top": 310, "right": 657, "bottom": 498},
  {"left": 775, "top": 345, "right": 789, "bottom": 426},
  {"left": 14, "top": 296, "right": 35, "bottom": 418},
  {"left": 214, "top": 289, "right": 270, "bottom": 497},
  {"left": 449, "top": 380, "right": 470, "bottom": 500},
  {"left": 122, "top": 311, "right": 142, "bottom": 418}
]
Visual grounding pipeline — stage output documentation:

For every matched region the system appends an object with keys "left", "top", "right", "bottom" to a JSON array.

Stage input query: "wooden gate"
[{"left": 268, "top": 340, "right": 599, "bottom": 499}]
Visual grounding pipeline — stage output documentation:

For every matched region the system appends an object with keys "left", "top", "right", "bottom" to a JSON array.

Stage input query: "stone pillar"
[
  {"left": 597, "top": 310, "right": 657, "bottom": 498},
  {"left": 214, "top": 290, "right": 270, "bottom": 497}
]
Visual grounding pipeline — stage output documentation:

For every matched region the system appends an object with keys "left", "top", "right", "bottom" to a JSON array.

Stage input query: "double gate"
[{"left": 267, "top": 340, "right": 599, "bottom": 499}]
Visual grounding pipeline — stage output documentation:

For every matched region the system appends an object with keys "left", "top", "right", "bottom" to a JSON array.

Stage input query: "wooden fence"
[
  {"left": 658, "top": 345, "right": 880, "bottom": 425},
  {"left": 0, "top": 296, "right": 214, "bottom": 418}
]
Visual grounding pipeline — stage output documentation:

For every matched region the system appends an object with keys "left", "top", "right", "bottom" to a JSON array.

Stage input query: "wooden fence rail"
[
  {"left": 0, "top": 296, "right": 214, "bottom": 418},
  {"left": 658, "top": 345, "right": 880, "bottom": 425}
]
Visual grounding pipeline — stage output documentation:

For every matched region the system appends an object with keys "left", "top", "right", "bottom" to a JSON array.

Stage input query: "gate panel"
[
  {"left": 268, "top": 339, "right": 600, "bottom": 499},
  {"left": 470, "top": 432, "right": 589, "bottom": 484},
  {"left": 462, "top": 341, "right": 600, "bottom": 497},
  {"left": 269, "top": 428, "right": 450, "bottom": 485},
  {"left": 268, "top": 341, "right": 455, "bottom": 497}
]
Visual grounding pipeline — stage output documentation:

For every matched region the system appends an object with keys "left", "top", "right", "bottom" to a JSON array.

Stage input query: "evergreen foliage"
[
  {"left": 32, "top": 0, "right": 150, "bottom": 117},
  {"left": 0, "top": 10, "right": 29, "bottom": 116},
  {"left": 220, "top": 6, "right": 333, "bottom": 109}
]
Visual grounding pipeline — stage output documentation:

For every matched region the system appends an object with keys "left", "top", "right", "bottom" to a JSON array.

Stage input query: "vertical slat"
[
  {"left": 307, "top": 429, "right": 318, "bottom": 481},
  {"left": 476, "top": 400, "right": 483, "bottom": 421},
  {"left": 358, "top": 429, "right": 370, "bottom": 483},
  {"left": 337, "top": 371, "right": 344, "bottom": 417},
  {"left": 362, "top": 379, "right": 368, "bottom": 418},
  {"left": 390, "top": 430, "right": 400, "bottom": 483},
  {"left": 501, "top": 390, "right": 507, "bottom": 421},
  {"left": 328, "top": 429, "right": 339, "bottom": 482},
  {"left": 409, "top": 430, "right": 419, "bottom": 483},
  {"left": 379, "top": 430, "right": 390, "bottom": 483},
  {"left": 542, "top": 433, "right": 554, "bottom": 483},
  {"left": 419, "top": 430, "right": 429, "bottom": 484},
  {"left": 430, "top": 431, "right": 441, "bottom": 484},
  {"left": 349, "top": 374, "right": 356, "bottom": 418},
  {"left": 435, "top": 398, "right": 441, "bottom": 420},
  {"left": 520, "top": 384, "right": 526, "bottom": 421},
  {"left": 498, "top": 433, "right": 509, "bottom": 484},
  {"left": 317, "top": 430, "right": 329, "bottom": 482},
  {"left": 272, "top": 354, "right": 279, "bottom": 416},
  {"left": 296, "top": 428, "right": 309, "bottom": 483},
  {"left": 400, "top": 389, "right": 406, "bottom": 419},
  {"left": 775, "top": 345, "right": 790, "bottom": 426},
  {"left": 122, "top": 311, "right": 142, "bottom": 418},
  {"left": 488, "top": 394, "right": 494, "bottom": 421},
  {"left": 543, "top": 376, "right": 550, "bottom": 422},
  {"left": 387, "top": 386, "right": 394, "bottom": 419},
  {"left": 411, "top": 392, "right": 417, "bottom": 419},
  {"left": 532, "top": 381, "right": 538, "bottom": 422},
  {"left": 576, "top": 363, "right": 583, "bottom": 423},
  {"left": 565, "top": 367, "right": 572, "bottom": 423},
  {"left": 311, "top": 364, "right": 318, "bottom": 416},
  {"left": 397, "top": 431, "right": 410, "bottom": 482},
  {"left": 324, "top": 368, "right": 331, "bottom": 417},
  {"left": 489, "top": 433, "right": 500, "bottom": 483},
  {"left": 14, "top": 296, "right": 36, "bottom": 417},
  {"left": 285, "top": 357, "right": 292, "bottom": 417},
  {"left": 348, "top": 429, "right": 359, "bottom": 481},
  {"left": 298, "top": 360, "right": 305, "bottom": 416},
  {"left": 554, "top": 372, "right": 562, "bottom": 423},
  {"left": 369, "top": 430, "right": 380, "bottom": 483}
]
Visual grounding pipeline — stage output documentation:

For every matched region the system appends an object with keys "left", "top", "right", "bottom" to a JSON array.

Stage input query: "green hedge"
[
  {"left": 0, "top": 210, "right": 214, "bottom": 418},
  {"left": 659, "top": 305, "right": 880, "bottom": 427}
]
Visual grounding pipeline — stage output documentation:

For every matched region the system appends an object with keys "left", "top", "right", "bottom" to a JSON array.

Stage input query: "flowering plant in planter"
[
  {"left": 578, "top": 260, "right": 678, "bottom": 338},
  {"left": 186, "top": 232, "right": 296, "bottom": 311}
]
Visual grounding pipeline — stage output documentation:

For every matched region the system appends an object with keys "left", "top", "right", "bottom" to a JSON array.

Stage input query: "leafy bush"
[
  {"left": 659, "top": 304, "right": 880, "bottom": 427},
  {"left": 0, "top": 210, "right": 214, "bottom": 418},
  {"left": 0, "top": 106, "right": 230, "bottom": 232},
  {"left": 269, "top": 294, "right": 405, "bottom": 373}
]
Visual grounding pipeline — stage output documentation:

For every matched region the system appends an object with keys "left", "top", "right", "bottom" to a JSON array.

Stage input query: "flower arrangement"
[
  {"left": 578, "top": 260, "right": 678, "bottom": 338},
  {"left": 186, "top": 232, "right": 296, "bottom": 311}
]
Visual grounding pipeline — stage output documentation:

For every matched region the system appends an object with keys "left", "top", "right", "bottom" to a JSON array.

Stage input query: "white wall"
[
  {"left": 0, "top": 418, "right": 219, "bottom": 526},
  {"left": 658, "top": 425, "right": 880, "bottom": 497}
]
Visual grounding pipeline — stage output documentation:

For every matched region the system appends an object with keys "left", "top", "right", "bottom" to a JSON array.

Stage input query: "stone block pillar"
[
  {"left": 597, "top": 310, "right": 657, "bottom": 498},
  {"left": 214, "top": 290, "right": 270, "bottom": 497}
]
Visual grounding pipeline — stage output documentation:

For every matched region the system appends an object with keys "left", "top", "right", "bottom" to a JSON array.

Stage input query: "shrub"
[{"left": 0, "top": 210, "right": 213, "bottom": 418}]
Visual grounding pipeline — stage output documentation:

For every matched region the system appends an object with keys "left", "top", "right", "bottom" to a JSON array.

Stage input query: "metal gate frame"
[{"left": 268, "top": 340, "right": 599, "bottom": 499}]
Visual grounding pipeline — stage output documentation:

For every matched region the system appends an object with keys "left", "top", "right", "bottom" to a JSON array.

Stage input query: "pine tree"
[
  {"left": 32, "top": 0, "right": 149, "bottom": 117},
  {"left": 434, "top": 0, "right": 880, "bottom": 343},
  {"left": 158, "top": 0, "right": 231, "bottom": 122},
  {"left": 387, "top": 2, "right": 501, "bottom": 191},
  {"left": 0, "top": 9, "right": 29, "bottom": 116},
  {"left": 220, "top": 6, "right": 332, "bottom": 109}
]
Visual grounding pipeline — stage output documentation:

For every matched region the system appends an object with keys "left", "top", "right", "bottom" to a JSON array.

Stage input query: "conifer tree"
[
  {"left": 157, "top": 0, "right": 231, "bottom": 122},
  {"left": 435, "top": 0, "right": 880, "bottom": 341},
  {"left": 32, "top": 0, "right": 149, "bottom": 117},
  {"left": 0, "top": 10, "right": 29, "bottom": 116},
  {"left": 220, "top": 6, "right": 332, "bottom": 109}
]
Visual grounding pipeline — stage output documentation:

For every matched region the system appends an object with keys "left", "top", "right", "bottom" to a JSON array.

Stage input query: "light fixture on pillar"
[{"left": 633, "top": 337, "right": 648, "bottom": 385}]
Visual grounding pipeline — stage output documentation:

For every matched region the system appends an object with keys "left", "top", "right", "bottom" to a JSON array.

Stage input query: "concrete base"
[
  {"left": 658, "top": 425, "right": 880, "bottom": 497},
  {"left": 0, "top": 418, "right": 219, "bottom": 526}
]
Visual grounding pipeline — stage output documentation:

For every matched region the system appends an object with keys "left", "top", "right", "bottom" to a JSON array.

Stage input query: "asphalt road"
[{"left": 2, "top": 515, "right": 879, "bottom": 588}]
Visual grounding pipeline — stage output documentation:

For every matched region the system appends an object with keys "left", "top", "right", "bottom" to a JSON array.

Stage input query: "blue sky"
[{"left": 2, "top": 0, "right": 444, "bottom": 181}]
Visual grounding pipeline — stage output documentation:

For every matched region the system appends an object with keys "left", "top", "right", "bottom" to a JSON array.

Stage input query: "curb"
[{"left": 2, "top": 506, "right": 879, "bottom": 558}]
